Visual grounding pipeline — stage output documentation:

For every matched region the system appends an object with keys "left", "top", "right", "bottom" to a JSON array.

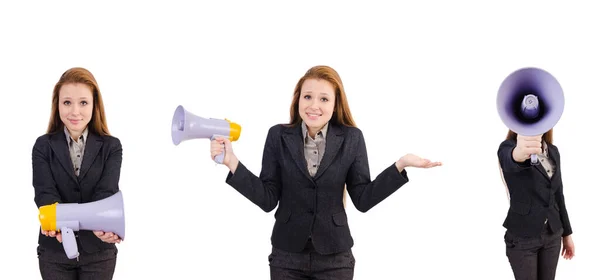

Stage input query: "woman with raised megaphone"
[
  {"left": 210, "top": 65, "right": 442, "bottom": 279},
  {"left": 32, "top": 67, "right": 123, "bottom": 280},
  {"left": 498, "top": 129, "right": 575, "bottom": 280}
]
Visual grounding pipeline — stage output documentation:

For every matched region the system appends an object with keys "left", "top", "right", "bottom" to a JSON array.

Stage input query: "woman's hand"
[
  {"left": 562, "top": 235, "right": 575, "bottom": 260},
  {"left": 396, "top": 154, "right": 442, "bottom": 172},
  {"left": 41, "top": 229, "right": 62, "bottom": 243},
  {"left": 513, "top": 134, "right": 543, "bottom": 162},
  {"left": 211, "top": 137, "right": 239, "bottom": 173},
  {"left": 93, "top": 231, "right": 122, "bottom": 244}
]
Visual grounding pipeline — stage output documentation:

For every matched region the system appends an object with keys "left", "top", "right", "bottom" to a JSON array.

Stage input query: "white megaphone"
[
  {"left": 38, "top": 191, "right": 126, "bottom": 259},
  {"left": 497, "top": 67, "right": 565, "bottom": 164},
  {"left": 171, "top": 105, "right": 242, "bottom": 164}
]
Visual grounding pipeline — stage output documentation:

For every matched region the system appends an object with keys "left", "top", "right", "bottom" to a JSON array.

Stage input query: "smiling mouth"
[{"left": 306, "top": 112, "right": 322, "bottom": 117}]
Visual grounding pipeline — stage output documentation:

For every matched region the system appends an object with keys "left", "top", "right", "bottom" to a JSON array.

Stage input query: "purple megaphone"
[
  {"left": 497, "top": 67, "right": 565, "bottom": 164},
  {"left": 171, "top": 105, "right": 242, "bottom": 164},
  {"left": 38, "top": 191, "right": 126, "bottom": 259}
]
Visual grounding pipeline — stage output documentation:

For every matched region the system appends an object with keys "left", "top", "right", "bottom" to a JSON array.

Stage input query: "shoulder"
[
  {"left": 334, "top": 124, "right": 363, "bottom": 142},
  {"left": 342, "top": 125, "right": 362, "bottom": 136},
  {"left": 98, "top": 134, "right": 123, "bottom": 150},
  {"left": 33, "top": 132, "right": 58, "bottom": 149},
  {"left": 548, "top": 142, "right": 561, "bottom": 155},
  {"left": 267, "top": 123, "right": 287, "bottom": 135},
  {"left": 499, "top": 138, "right": 516, "bottom": 149}
]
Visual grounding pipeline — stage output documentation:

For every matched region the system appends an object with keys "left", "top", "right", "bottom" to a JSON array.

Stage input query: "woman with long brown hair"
[
  {"left": 498, "top": 129, "right": 575, "bottom": 280},
  {"left": 32, "top": 67, "right": 123, "bottom": 279},
  {"left": 210, "top": 65, "right": 441, "bottom": 279}
]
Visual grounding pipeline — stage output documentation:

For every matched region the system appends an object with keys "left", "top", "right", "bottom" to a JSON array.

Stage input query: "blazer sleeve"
[
  {"left": 554, "top": 149, "right": 573, "bottom": 237},
  {"left": 497, "top": 139, "right": 533, "bottom": 173},
  {"left": 32, "top": 137, "right": 62, "bottom": 208},
  {"left": 225, "top": 126, "right": 282, "bottom": 212},
  {"left": 91, "top": 137, "right": 123, "bottom": 201},
  {"left": 345, "top": 129, "right": 409, "bottom": 213}
]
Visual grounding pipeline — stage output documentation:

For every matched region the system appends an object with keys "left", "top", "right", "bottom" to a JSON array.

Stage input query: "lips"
[{"left": 306, "top": 112, "right": 321, "bottom": 120}]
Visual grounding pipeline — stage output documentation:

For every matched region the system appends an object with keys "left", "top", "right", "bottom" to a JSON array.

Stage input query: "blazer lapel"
[
  {"left": 313, "top": 124, "right": 344, "bottom": 180},
  {"left": 282, "top": 125, "right": 312, "bottom": 180},
  {"left": 78, "top": 132, "right": 103, "bottom": 180},
  {"left": 533, "top": 161, "right": 550, "bottom": 181},
  {"left": 49, "top": 133, "right": 78, "bottom": 183}
]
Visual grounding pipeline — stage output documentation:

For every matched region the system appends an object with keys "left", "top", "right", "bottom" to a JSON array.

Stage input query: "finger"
[
  {"left": 523, "top": 140, "right": 542, "bottom": 148},
  {"left": 94, "top": 231, "right": 105, "bottom": 237},
  {"left": 56, "top": 233, "right": 62, "bottom": 243}
]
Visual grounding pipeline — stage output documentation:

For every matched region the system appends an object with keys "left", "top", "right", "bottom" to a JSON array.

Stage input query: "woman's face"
[
  {"left": 298, "top": 78, "right": 336, "bottom": 134},
  {"left": 58, "top": 83, "right": 94, "bottom": 136}
]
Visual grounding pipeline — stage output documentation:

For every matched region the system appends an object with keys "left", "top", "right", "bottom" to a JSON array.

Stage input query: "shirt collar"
[
  {"left": 64, "top": 126, "right": 89, "bottom": 145},
  {"left": 302, "top": 120, "right": 328, "bottom": 141}
]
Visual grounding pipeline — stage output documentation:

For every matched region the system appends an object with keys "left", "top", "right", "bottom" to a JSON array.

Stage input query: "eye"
[
  {"left": 320, "top": 97, "right": 329, "bottom": 102},
  {"left": 303, "top": 95, "right": 311, "bottom": 100},
  {"left": 81, "top": 101, "right": 88, "bottom": 105},
  {"left": 63, "top": 101, "right": 71, "bottom": 105}
]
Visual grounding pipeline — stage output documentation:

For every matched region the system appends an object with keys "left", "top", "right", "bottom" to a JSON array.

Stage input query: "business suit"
[
  {"left": 498, "top": 139, "right": 572, "bottom": 280},
  {"left": 32, "top": 128, "right": 122, "bottom": 280},
  {"left": 225, "top": 122, "right": 409, "bottom": 278}
]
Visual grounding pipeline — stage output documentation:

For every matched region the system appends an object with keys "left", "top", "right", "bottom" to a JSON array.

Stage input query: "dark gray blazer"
[
  {"left": 498, "top": 139, "right": 572, "bottom": 238},
  {"left": 226, "top": 122, "right": 409, "bottom": 254},
  {"left": 32, "top": 130, "right": 123, "bottom": 255}
]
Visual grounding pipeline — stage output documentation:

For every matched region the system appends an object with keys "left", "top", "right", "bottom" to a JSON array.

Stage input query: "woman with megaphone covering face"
[{"left": 498, "top": 129, "right": 575, "bottom": 280}]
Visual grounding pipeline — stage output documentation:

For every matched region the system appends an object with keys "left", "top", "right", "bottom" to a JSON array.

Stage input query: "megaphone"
[
  {"left": 171, "top": 105, "right": 241, "bottom": 164},
  {"left": 38, "top": 191, "right": 126, "bottom": 259},
  {"left": 497, "top": 67, "right": 565, "bottom": 164}
]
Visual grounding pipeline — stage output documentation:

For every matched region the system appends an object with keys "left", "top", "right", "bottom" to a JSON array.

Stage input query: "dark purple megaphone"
[{"left": 497, "top": 67, "right": 565, "bottom": 164}]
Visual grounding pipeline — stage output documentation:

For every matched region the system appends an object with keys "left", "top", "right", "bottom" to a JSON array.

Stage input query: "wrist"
[
  {"left": 395, "top": 160, "right": 407, "bottom": 172},
  {"left": 228, "top": 156, "right": 239, "bottom": 173},
  {"left": 512, "top": 149, "right": 526, "bottom": 163}
]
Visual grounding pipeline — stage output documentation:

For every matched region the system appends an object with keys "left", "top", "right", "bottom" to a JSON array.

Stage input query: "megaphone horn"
[
  {"left": 496, "top": 67, "right": 565, "bottom": 164},
  {"left": 171, "top": 105, "right": 242, "bottom": 164},
  {"left": 38, "top": 191, "right": 126, "bottom": 259}
]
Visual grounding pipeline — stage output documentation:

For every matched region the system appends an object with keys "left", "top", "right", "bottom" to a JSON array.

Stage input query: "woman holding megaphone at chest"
[
  {"left": 32, "top": 67, "right": 123, "bottom": 280},
  {"left": 210, "top": 65, "right": 442, "bottom": 280},
  {"left": 498, "top": 130, "right": 575, "bottom": 280}
]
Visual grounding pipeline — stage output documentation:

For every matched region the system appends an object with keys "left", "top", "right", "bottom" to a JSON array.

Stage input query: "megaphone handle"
[
  {"left": 60, "top": 227, "right": 80, "bottom": 259},
  {"left": 210, "top": 135, "right": 225, "bottom": 164},
  {"left": 530, "top": 154, "right": 539, "bottom": 165}
]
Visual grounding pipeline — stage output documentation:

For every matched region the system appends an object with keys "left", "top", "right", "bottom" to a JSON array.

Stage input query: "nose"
[{"left": 71, "top": 104, "right": 81, "bottom": 116}]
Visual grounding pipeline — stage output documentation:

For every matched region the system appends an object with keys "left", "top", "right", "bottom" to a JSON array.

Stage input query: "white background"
[{"left": 1, "top": 0, "right": 598, "bottom": 279}]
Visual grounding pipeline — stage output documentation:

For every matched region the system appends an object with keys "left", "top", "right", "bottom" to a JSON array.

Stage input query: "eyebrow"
[{"left": 302, "top": 91, "right": 331, "bottom": 96}]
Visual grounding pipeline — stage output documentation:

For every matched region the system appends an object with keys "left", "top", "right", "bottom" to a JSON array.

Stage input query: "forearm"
[{"left": 349, "top": 163, "right": 409, "bottom": 213}]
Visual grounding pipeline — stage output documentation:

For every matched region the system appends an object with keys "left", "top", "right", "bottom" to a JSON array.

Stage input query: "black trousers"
[
  {"left": 37, "top": 245, "right": 118, "bottom": 280},
  {"left": 269, "top": 238, "right": 355, "bottom": 280},
  {"left": 504, "top": 223, "right": 563, "bottom": 280}
]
